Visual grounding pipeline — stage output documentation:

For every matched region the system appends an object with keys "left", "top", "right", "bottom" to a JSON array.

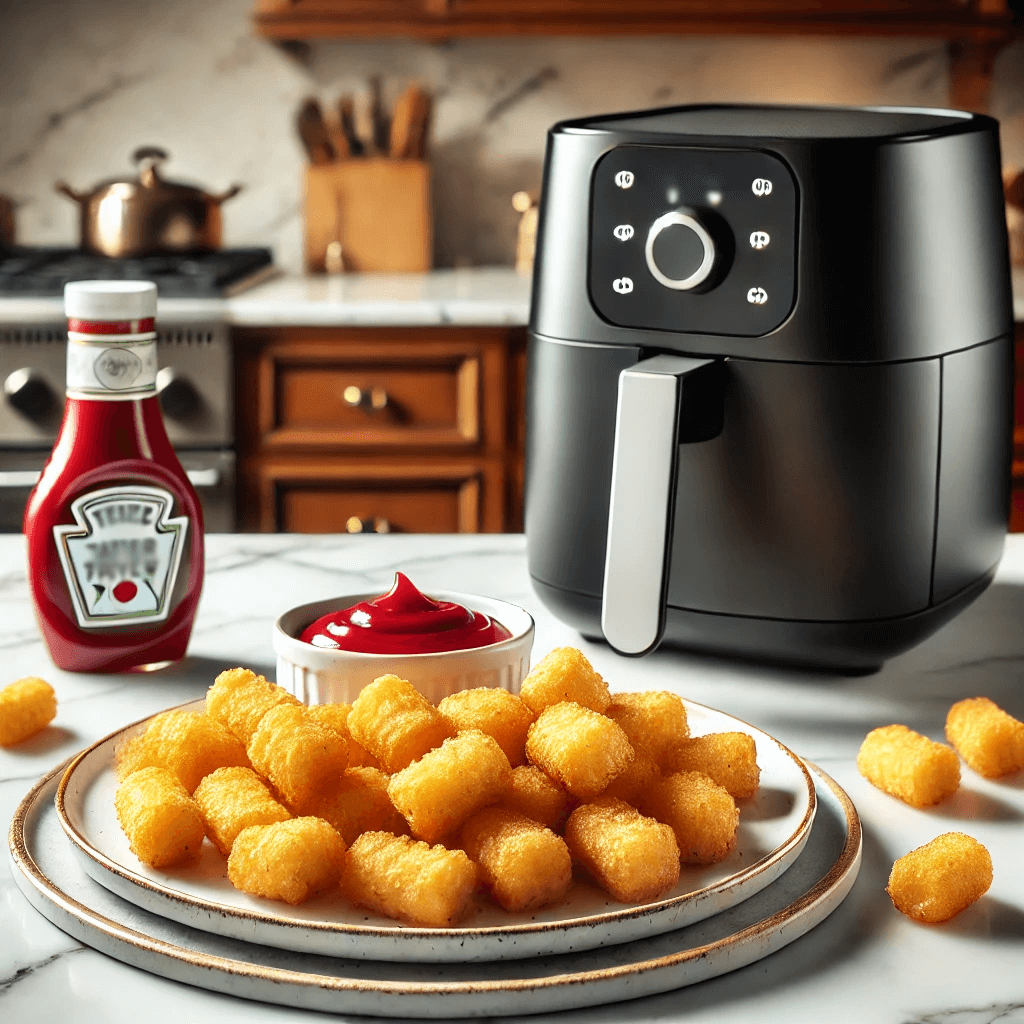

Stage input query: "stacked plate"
[{"left": 9, "top": 699, "right": 861, "bottom": 1018}]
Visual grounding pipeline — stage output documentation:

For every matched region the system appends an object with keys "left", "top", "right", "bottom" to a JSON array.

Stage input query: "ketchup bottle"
[{"left": 24, "top": 281, "right": 204, "bottom": 673}]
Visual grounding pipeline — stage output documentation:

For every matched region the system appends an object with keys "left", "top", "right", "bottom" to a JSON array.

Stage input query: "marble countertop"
[{"left": 3, "top": 532, "right": 1024, "bottom": 1023}]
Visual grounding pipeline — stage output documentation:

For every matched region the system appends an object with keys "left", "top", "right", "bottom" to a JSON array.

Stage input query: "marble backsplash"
[{"left": 2, "top": 0, "right": 1024, "bottom": 273}]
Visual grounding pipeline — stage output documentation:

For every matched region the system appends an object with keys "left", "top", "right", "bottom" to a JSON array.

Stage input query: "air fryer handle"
[{"left": 601, "top": 354, "right": 717, "bottom": 656}]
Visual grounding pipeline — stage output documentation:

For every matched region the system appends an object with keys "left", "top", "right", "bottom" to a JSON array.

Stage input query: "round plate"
[{"left": 54, "top": 698, "right": 816, "bottom": 963}]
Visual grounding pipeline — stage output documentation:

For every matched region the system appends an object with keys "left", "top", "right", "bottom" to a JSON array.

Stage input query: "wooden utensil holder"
[{"left": 304, "top": 159, "right": 432, "bottom": 274}]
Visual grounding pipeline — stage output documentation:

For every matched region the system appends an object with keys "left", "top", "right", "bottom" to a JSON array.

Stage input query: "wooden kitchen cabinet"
[{"left": 234, "top": 325, "right": 527, "bottom": 533}]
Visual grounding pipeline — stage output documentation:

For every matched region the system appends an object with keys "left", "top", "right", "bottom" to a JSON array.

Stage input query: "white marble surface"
[{"left": 3, "top": 532, "right": 1024, "bottom": 1022}]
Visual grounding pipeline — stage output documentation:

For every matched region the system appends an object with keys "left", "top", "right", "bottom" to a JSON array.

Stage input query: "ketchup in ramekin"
[{"left": 298, "top": 573, "right": 512, "bottom": 654}]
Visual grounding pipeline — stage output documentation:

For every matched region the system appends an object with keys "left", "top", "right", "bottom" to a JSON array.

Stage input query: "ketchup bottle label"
[{"left": 53, "top": 484, "right": 190, "bottom": 629}]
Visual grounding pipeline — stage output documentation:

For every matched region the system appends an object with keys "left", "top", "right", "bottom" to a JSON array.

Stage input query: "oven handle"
[{"left": 0, "top": 469, "right": 222, "bottom": 488}]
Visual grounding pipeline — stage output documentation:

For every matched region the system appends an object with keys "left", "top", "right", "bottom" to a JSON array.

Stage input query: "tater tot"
[
  {"left": 302, "top": 766, "right": 408, "bottom": 845},
  {"left": 519, "top": 647, "right": 611, "bottom": 715},
  {"left": 887, "top": 832, "right": 993, "bottom": 923},
  {"left": 115, "top": 709, "right": 250, "bottom": 794},
  {"left": 347, "top": 675, "right": 453, "bottom": 774},
  {"left": 115, "top": 766, "right": 206, "bottom": 868},
  {"left": 945, "top": 697, "right": 1024, "bottom": 779},
  {"left": 500, "top": 765, "right": 576, "bottom": 831},
  {"left": 564, "top": 797, "right": 680, "bottom": 903},
  {"left": 247, "top": 703, "right": 349, "bottom": 810},
  {"left": 458, "top": 806, "right": 572, "bottom": 912},
  {"left": 228, "top": 817, "right": 347, "bottom": 906},
  {"left": 525, "top": 702, "right": 634, "bottom": 800},
  {"left": 643, "top": 771, "right": 739, "bottom": 865},
  {"left": 193, "top": 766, "right": 291, "bottom": 856},
  {"left": 0, "top": 677, "right": 56, "bottom": 747},
  {"left": 438, "top": 688, "right": 535, "bottom": 767},
  {"left": 605, "top": 691, "right": 689, "bottom": 766},
  {"left": 344, "top": 831, "right": 478, "bottom": 927},
  {"left": 599, "top": 754, "right": 661, "bottom": 805},
  {"left": 206, "top": 667, "right": 301, "bottom": 746},
  {"left": 664, "top": 732, "right": 761, "bottom": 799},
  {"left": 388, "top": 729, "right": 512, "bottom": 843},
  {"left": 306, "top": 702, "right": 379, "bottom": 768},
  {"left": 857, "top": 725, "right": 960, "bottom": 807}
]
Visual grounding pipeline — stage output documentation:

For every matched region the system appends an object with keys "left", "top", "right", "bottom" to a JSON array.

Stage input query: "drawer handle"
[
  {"left": 343, "top": 385, "right": 389, "bottom": 411},
  {"left": 345, "top": 516, "right": 391, "bottom": 534}
]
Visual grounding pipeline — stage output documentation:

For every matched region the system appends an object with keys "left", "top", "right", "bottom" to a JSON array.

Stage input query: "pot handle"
[
  {"left": 206, "top": 184, "right": 243, "bottom": 205},
  {"left": 54, "top": 181, "right": 88, "bottom": 204}
]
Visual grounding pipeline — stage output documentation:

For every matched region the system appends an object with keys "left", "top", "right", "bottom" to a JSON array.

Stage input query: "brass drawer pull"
[
  {"left": 343, "top": 385, "right": 389, "bottom": 411},
  {"left": 345, "top": 515, "right": 391, "bottom": 534}
]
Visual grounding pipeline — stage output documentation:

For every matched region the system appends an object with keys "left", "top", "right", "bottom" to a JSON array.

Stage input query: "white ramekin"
[{"left": 272, "top": 591, "right": 535, "bottom": 705}]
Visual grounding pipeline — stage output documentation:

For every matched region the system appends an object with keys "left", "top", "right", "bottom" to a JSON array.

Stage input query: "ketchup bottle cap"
[{"left": 64, "top": 280, "right": 157, "bottom": 321}]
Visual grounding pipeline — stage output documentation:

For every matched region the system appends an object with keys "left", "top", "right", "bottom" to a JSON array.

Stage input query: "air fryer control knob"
[
  {"left": 645, "top": 211, "right": 716, "bottom": 291},
  {"left": 156, "top": 367, "right": 201, "bottom": 421},
  {"left": 4, "top": 368, "right": 56, "bottom": 420}
]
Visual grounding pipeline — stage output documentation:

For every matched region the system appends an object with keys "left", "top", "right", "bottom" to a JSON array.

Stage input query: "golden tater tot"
[
  {"left": 605, "top": 691, "right": 689, "bottom": 766},
  {"left": 0, "top": 677, "right": 56, "bottom": 747},
  {"left": 344, "top": 831, "right": 477, "bottom": 927},
  {"left": 599, "top": 754, "right": 661, "bottom": 805},
  {"left": 438, "top": 688, "right": 535, "bottom": 767},
  {"left": 347, "top": 674, "right": 452, "bottom": 774},
  {"left": 228, "top": 817, "right": 346, "bottom": 906},
  {"left": 500, "top": 765, "right": 576, "bottom": 831},
  {"left": 115, "top": 766, "right": 205, "bottom": 868},
  {"left": 525, "top": 702, "right": 633, "bottom": 800},
  {"left": 643, "top": 771, "right": 739, "bottom": 865},
  {"left": 857, "top": 725, "right": 960, "bottom": 807},
  {"left": 458, "top": 806, "right": 572, "bottom": 912},
  {"left": 301, "top": 766, "right": 408, "bottom": 845},
  {"left": 945, "top": 697, "right": 1024, "bottom": 779},
  {"left": 564, "top": 797, "right": 679, "bottom": 903},
  {"left": 388, "top": 729, "right": 511, "bottom": 844},
  {"left": 206, "top": 667, "right": 301, "bottom": 746},
  {"left": 887, "top": 832, "right": 993, "bottom": 923},
  {"left": 665, "top": 732, "right": 760, "bottom": 799},
  {"left": 193, "top": 766, "right": 291, "bottom": 856},
  {"left": 115, "top": 709, "right": 250, "bottom": 794},
  {"left": 247, "top": 703, "right": 349, "bottom": 810},
  {"left": 519, "top": 647, "right": 611, "bottom": 715},
  {"left": 306, "top": 702, "right": 379, "bottom": 768}
]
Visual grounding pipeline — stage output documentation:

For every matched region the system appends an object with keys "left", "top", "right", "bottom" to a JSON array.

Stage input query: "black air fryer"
[{"left": 525, "top": 104, "right": 1013, "bottom": 671}]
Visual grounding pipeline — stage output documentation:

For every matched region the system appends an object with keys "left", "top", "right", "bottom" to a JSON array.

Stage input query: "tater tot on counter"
[
  {"left": 344, "top": 831, "right": 478, "bottom": 927},
  {"left": 302, "top": 766, "right": 408, "bottom": 845},
  {"left": 306, "top": 702, "right": 379, "bottom": 768},
  {"left": 945, "top": 697, "right": 1024, "bottom": 779},
  {"left": 605, "top": 691, "right": 689, "bottom": 766},
  {"left": 857, "top": 725, "right": 960, "bottom": 807},
  {"left": 665, "top": 732, "right": 760, "bottom": 799},
  {"left": 500, "top": 765, "right": 576, "bottom": 831},
  {"left": 206, "top": 668, "right": 301, "bottom": 746},
  {"left": 887, "top": 832, "right": 993, "bottom": 923},
  {"left": 0, "top": 677, "right": 56, "bottom": 747},
  {"left": 115, "top": 766, "right": 205, "bottom": 868},
  {"left": 438, "top": 688, "right": 535, "bottom": 767},
  {"left": 193, "top": 766, "right": 291, "bottom": 856},
  {"left": 643, "top": 771, "right": 739, "bottom": 865},
  {"left": 228, "top": 818, "right": 347, "bottom": 905},
  {"left": 519, "top": 647, "right": 611, "bottom": 715},
  {"left": 564, "top": 797, "right": 679, "bottom": 904}
]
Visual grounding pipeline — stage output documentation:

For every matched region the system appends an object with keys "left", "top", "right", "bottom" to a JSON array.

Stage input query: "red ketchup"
[
  {"left": 300, "top": 572, "right": 511, "bottom": 654},
  {"left": 24, "top": 281, "right": 204, "bottom": 673}
]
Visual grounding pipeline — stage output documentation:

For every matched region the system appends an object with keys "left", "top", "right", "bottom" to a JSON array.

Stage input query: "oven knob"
[
  {"left": 645, "top": 211, "right": 716, "bottom": 291},
  {"left": 4, "top": 368, "right": 56, "bottom": 420},
  {"left": 156, "top": 367, "right": 201, "bottom": 420}
]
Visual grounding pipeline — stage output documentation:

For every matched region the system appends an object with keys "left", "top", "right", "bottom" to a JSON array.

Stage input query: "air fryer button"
[
  {"left": 750, "top": 231, "right": 770, "bottom": 250},
  {"left": 747, "top": 287, "right": 768, "bottom": 305},
  {"left": 646, "top": 212, "right": 715, "bottom": 291},
  {"left": 613, "top": 224, "right": 635, "bottom": 241},
  {"left": 613, "top": 277, "right": 634, "bottom": 294},
  {"left": 615, "top": 170, "right": 635, "bottom": 189},
  {"left": 751, "top": 177, "right": 773, "bottom": 196}
]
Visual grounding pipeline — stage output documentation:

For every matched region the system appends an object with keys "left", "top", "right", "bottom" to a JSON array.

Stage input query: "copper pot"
[{"left": 56, "top": 146, "right": 242, "bottom": 258}]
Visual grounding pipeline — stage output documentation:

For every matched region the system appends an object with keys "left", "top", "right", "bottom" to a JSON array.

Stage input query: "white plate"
[
  {"left": 10, "top": 759, "right": 859, "bottom": 1019},
  {"left": 54, "top": 698, "right": 816, "bottom": 963}
]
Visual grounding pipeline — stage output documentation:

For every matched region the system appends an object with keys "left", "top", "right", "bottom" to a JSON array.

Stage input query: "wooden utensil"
[
  {"left": 353, "top": 90, "right": 379, "bottom": 157},
  {"left": 389, "top": 86, "right": 432, "bottom": 160},
  {"left": 296, "top": 98, "right": 336, "bottom": 165},
  {"left": 370, "top": 76, "right": 390, "bottom": 157},
  {"left": 338, "top": 96, "right": 363, "bottom": 158}
]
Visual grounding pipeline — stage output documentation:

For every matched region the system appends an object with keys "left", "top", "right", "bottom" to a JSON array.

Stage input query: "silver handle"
[
  {"left": 601, "top": 354, "right": 716, "bottom": 656},
  {"left": 0, "top": 468, "right": 220, "bottom": 488},
  {"left": 186, "top": 468, "right": 221, "bottom": 488}
]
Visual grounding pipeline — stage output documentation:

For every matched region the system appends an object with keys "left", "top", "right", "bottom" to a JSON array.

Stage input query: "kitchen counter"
[{"left": 3, "top": 532, "right": 1024, "bottom": 1023}]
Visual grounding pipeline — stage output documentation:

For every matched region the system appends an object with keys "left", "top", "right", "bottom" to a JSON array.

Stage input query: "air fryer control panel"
[{"left": 589, "top": 146, "right": 798, "bottom": 336}]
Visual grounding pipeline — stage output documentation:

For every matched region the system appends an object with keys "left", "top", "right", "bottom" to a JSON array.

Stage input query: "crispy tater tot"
[
  {"left": 525, "top": 702, "right": 633, "bottom": 800},
  {"left": 605, "top": 691, "right": 689, "bottom": 766},
  {"left": 347, "top": 674, "right": 453, "bottom": 774},
  {"left": 664, "top": 732, "right": 761, "bottom": 799},
  {"left": 0, "top": 677, "right": 56, "bottom": 747},
  {"left": 857, "top": 725, "right": 960, "bottom": 807},
  {"left": 115, "top": 766, "right": 205, "bottom": 868},
  {"left": 599, "top": 753, "right": 661, "bottom": 805},
  {"left": 206, "top": 667, "right": 301, "bottom": 746},
  {"left": 519, "top": 647, "right": 611, "bottom": 714},
  {"left": 228, "top": 817, "right": 347, "bottom": 905},
  {"left": 438, "top": 688, "right": 535, "bottom": 767},
  {"left": 247, "top": 703, "right": 349, "bottom": 810},
  {"left": 500, "top": 765, "right": 576, "bottom": 831},
  {"left": 344, "top": 831, "right": 478, "bottom": 927},
  {"left": 458, "top": 806, "right": 572, "bottom": 912},
  {"left": 564, "top": 797, "right": 679, "bottom": 903},
  {"left": 643, "top": 770, "right": 739, "bottom": 865},
  {"left": 945, "top": 697, "right": 1024, "bottom": 779},
  {"left": 306, "top": 702, "right": 379, "bottom": 768},
  {"left": 115, "top": 709, "right": 250, "bottom": 794},
  {"left": 388, "top": 729, "right": 511, "bottom": 843},
  {"left": 193, "top": 766, "right": 291, "bottom": 856},
  {"left": 887, "top": 832, "right": 993, "bottom": 923},
  {"left": 301, "top": 766, "right": 408, "bottom": 845}
]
